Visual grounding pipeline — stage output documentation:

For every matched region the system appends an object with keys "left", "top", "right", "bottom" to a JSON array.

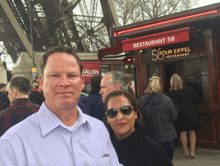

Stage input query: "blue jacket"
[{"left": 79, "top": 93, "right": 104, "bottom": 121}]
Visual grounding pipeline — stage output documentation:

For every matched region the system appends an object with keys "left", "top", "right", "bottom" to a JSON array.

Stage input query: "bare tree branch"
[{"left": 113, "top": 0, "right": 199, "bottom": 25}]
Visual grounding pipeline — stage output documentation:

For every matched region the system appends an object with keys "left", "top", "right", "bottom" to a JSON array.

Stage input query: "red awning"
[{"left": 98, "top": 40, "right": 123, "bottom": 61}]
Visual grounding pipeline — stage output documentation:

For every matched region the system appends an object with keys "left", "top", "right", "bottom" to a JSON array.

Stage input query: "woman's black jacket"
[{"left": 110, "top": 124, "right": 173, "bottom": 166}]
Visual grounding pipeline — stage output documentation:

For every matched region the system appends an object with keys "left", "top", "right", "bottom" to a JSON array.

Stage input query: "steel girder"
[{"left": 0, "top": 0, "right": 120, "bottom": 64}]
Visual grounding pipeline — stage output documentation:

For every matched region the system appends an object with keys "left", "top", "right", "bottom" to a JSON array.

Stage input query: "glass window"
[
  {"left": 101, "top": 64, "right": 110, "bottom": 76},
  {"left": 113, "top": 64, "right": 124, "bottom": 73},
  {"left": 125, "top": 65, "right": 134, "bottom": 75},
  {"left": 184, "top": 59, "right": 206, "bottom": 104}
]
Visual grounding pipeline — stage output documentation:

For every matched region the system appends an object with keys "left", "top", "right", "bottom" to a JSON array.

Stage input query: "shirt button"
[{"left": 77, "top": 155, "right": 79, "bottom": 158}]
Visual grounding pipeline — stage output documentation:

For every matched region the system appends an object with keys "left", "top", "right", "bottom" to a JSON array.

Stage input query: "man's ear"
[
  {"left": 81, "top": 76, "right": 85, "bottom": 90},
  {"left": 115, "top": 83, "right": 121, "bottom": 90},
  {"left": 39, "top": 75, "right": 44, "bottom": 91},
  {"left": 13, "top": 88, "right": 18, "bottom": 96}
]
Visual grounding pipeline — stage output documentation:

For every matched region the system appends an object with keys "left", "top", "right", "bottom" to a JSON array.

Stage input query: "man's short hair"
[
  {"left": 90, "top": 75, "right": 102, "bottom": 94},
  {"left": 9, "top": 77, "right": 30, "bottom": 95},
  {"left": 0, "top": 83, "right": 6, "bottom": 89},
  {"left": 125, "top": 73, "right": 133, "bottom": 83},
  {"left": 41, "top": 44, "right": 83, "bottom": 75},
  {"left": 105, "top": 71, "right": 128, "bottom": 90}
]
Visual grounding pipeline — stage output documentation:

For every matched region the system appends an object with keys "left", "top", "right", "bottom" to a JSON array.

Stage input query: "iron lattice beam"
[{"left": 0, "top": 0, "right": 120, "bottom": 64}]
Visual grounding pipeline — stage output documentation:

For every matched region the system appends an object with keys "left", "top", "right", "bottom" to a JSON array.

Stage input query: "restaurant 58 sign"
[
  {"left": 121, "top": 28, "right": 189, "bottom": 52},
  {"left": 152, "top": 47, "right": 191, "bottom": 61}
]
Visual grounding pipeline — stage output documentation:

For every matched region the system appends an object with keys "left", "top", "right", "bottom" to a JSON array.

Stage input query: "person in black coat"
[
  {"left": 167, "top": 74, "right": 201, "bottom": 158},
  {"left": 138, "top": 76, "right": 178, "bottom": 160},
  {"left": 80, "top": 75, "right": 104, "bottom": 120},
  {"left": 0, "top": 83, "right": 10, "bottom": 111},
  {"left": 29, "top": 81, "right": 45, "bottom": 105},
  {"left": 104, "top": 90, "right": 173, "bottom": 166}
]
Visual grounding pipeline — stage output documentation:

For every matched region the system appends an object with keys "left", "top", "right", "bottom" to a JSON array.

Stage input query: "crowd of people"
[{"left": 0, "top": 44, "right": 202, "bottom": 165}]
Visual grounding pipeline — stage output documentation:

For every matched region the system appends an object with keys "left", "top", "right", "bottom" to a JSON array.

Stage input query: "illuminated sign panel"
[
  {"left": 152, "top": 47, "right": 191, "bottom": 61},
  {"left": 122, "top": 30, "right": 189, "bottom": 52},
  {"left": 114, "top": 10, "right": 217, "bottom": 37}
]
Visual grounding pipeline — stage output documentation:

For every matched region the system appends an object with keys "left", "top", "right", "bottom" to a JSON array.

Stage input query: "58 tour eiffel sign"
[{"left": 152, "top": 47, "right": 191, "bottom": 61}]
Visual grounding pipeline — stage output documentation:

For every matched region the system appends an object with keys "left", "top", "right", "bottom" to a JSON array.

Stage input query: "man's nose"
[
  {"left": 99, "top": 89, "right": 103, "bottom": 94},
  {"left": 59, "top": 75, "right": 70, "bottom": 86}
]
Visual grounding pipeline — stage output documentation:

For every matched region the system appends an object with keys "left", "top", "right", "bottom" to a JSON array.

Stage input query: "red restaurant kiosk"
[{"left": 99, "top": 3, "right": 220, "bottom": 148}]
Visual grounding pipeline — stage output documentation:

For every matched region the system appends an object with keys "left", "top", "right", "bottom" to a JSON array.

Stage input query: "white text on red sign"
[{"left": 133, "top": 36, "right": 175, "bottom": 49}]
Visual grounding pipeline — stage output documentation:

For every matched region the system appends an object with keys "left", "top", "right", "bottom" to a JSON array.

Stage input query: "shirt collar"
[
  {"left": 12, "top": 98, "right": 30, "bottom": 105},
  {"left": 37, "top": 103, "right": 91, "bottom": 137}
]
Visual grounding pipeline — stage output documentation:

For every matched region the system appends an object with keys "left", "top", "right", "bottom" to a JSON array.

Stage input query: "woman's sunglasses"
[{"left": 105, "top": 105, "right": 133, "bottom": 119}]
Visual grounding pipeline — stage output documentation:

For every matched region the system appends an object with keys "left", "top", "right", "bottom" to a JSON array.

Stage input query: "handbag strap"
[{"left": 142, "top": 93, "right": 156, "bottom": 108}]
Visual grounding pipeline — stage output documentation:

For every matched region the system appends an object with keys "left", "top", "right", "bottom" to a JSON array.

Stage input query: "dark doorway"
[{"left": 165, "top": 64, "right": 176, "bottom": 93}]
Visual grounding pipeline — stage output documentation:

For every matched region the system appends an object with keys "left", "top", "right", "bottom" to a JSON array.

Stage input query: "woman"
[
  {"left": 138, "top": 76, "right": 178, "bottom": 160},
  {"left": 104, "top": 90, "right": 173, "bottom": 166},
  {"left": 167, "top": 74, "right": 201, "bottom": 158}
]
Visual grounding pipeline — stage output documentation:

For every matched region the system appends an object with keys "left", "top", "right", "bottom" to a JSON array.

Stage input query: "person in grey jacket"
[{"left": 138, "top": 76, "right": 178, "bottom": 160}]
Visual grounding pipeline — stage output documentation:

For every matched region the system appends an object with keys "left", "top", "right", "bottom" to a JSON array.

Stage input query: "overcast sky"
[
  {"left": 1, "top": 0, "right": 220, "bottom": 71},
  {"left": 194, "top": 0, "right": 219, "bottom": 8}
]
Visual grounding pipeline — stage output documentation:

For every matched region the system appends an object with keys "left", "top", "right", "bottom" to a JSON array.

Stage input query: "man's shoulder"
[
  {"left": 1, "top": 101, "right": 39, "bottom": 117},
  {"left": 0, "top": 105, "right": 12, "bottom": 119},
  {"left": 12, "top": 99, "right": 40, "bottom": 109},
  {"left": 1, "top": 113, "right": 38, "bottom": 140},
  {"left": 25, "top": 100, "right": 41, "bottom": 107}
]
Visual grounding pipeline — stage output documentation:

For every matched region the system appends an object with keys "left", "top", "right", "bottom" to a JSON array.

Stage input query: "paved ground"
[{"left": 173, "top": 146, "right": 220, "bottom": 166}]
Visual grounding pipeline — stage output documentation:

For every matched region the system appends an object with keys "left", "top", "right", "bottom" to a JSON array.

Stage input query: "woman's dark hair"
[
  {"left": 103, "top": 90, "right": 143, "bottom": 127},
  {"left": 41, "top": 44, "right": 83, "bottom": 75},
  {"left": 90, "top": 75, "right": 102, "bottom": 94}
]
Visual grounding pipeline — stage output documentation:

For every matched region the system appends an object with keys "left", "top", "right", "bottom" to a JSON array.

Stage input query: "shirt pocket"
[{"left": 83, "top": 154, "right": 112, "bottom": 166}]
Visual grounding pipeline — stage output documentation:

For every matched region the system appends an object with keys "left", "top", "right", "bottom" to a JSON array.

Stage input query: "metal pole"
[
  {"left": 29, "top": 0, "right": 35, "bottom": 67},
  {"left": 29, "top": 0, "right": 37, "bottom": 81}
]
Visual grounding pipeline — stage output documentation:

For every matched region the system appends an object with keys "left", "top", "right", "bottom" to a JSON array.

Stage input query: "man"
[
  {"left": 32, "top": 80, "right": 41, "bottom": 91},
  {"left": 0, "top": 45, "right": 122, "bottom": 166},
  {"left": 29, "top": 80, "right": 45, "bottom": 105},
  {"left": 125, "top": 73, "right": 135, "bottom": 94},
  {"left": 100, "top": 71, "right": 129, "bottom": 102},
  {"left": 0, "top": 77, "right": 40, "bottom": 136},
  {"left": 0, "top": 83, "right": 10, "bottom": 111},
  {"left": 125, "top": 73, "right": 133, "bottom": 87}
]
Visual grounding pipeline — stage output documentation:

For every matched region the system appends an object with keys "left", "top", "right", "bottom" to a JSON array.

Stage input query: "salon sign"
[
  {"left": 82, "top": 62, "right": 101, "bottom": 83},
  {"left": 122, "top": 27, "right": 189, "bottom": 52}
]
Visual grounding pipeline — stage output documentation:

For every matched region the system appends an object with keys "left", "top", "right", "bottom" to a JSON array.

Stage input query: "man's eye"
[
  {"left": 69, "top": 75, "right": 76, "bottom": 77},
  {"left": 51, "top": 75, "right": 59, "bottom": 77}
]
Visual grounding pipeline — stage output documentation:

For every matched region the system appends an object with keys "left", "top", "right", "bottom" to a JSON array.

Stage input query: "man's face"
[
  {"left": 1, "top": 86, "right": 6, "bottom": 92},
  {"left": 39, "top": 52, "right": 84, "bottom": 110},
  {"left": 100, "top": 74, "right": 117, "bottom": 102},
  {"left": 7, "top": 86, "right": 16, "bottom": 103},
  {"left": 33, "top": 82, "right": 39, "bottom": 89}
]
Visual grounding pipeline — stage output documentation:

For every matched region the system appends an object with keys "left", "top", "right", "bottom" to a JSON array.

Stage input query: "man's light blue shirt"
[{"left": 0, "top": 103, "right": 122, "bottom": 166}]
